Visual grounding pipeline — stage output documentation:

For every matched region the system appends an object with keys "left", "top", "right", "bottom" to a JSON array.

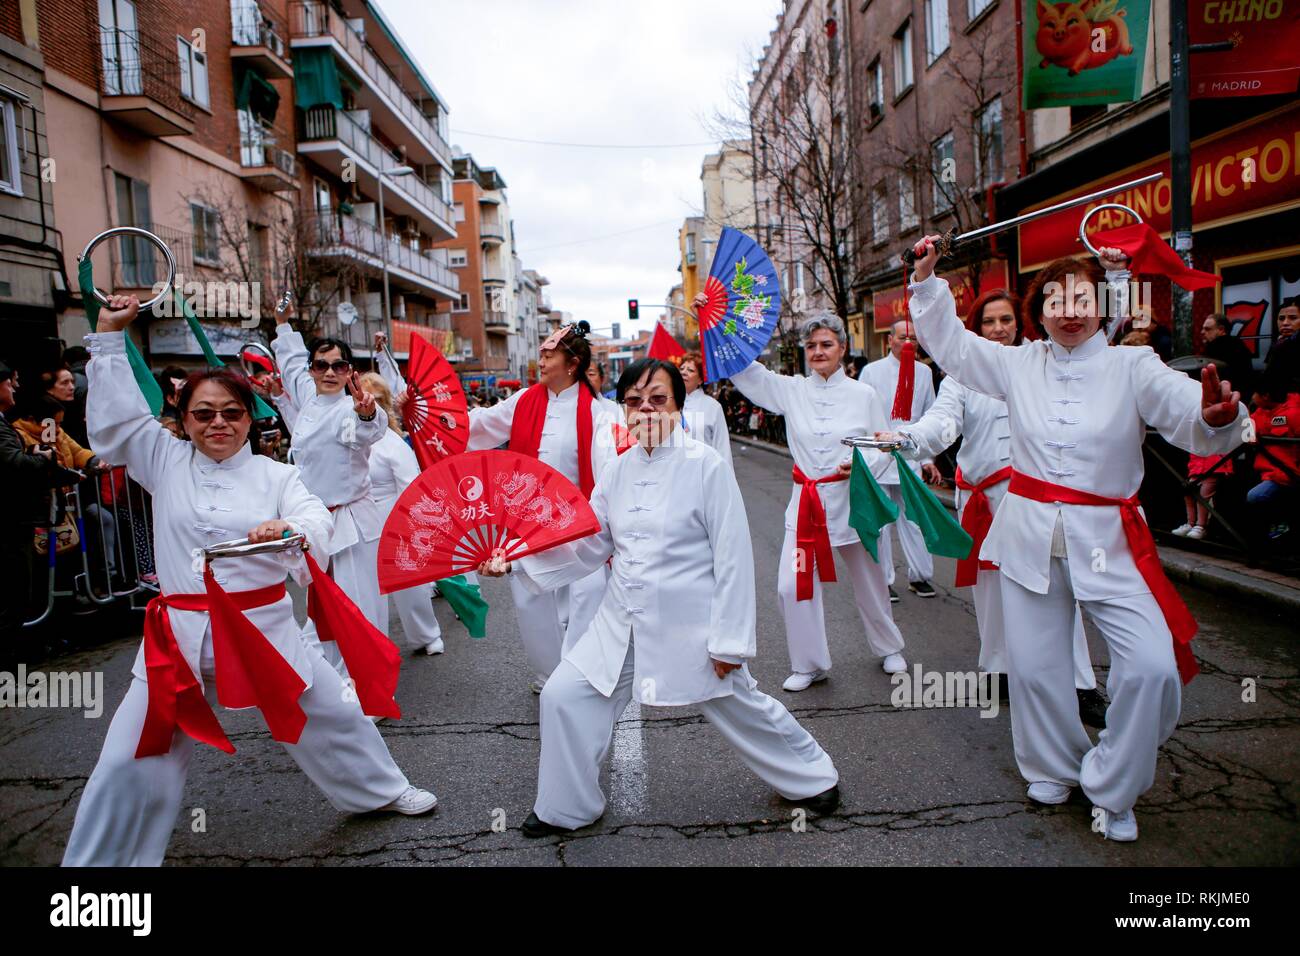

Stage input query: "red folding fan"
[
  {"left": 377, "top": 450, "right": 602, "bottom": 594},
  {"left": 402, "top": 334, "right": 469, "bottom": 470}
]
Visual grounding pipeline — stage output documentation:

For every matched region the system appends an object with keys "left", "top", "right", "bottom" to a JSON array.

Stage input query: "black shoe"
[
  {"left": 521, "top": 810, "right": 576, "bottom": 839},
  {"left": 888, "top": 586, "right": 900, "bottom": 603},
  {"left": 794, "top": 785, "right": 841, "bottom": 815},
  {"left": 908, "top": 580, "right": 937, "bottom": 598},
  {"left": 997, "top": 673, "right": 1010, "bottom": 701},
  {"left": 1077, "top": 688, "right": 1108, "bottom": 728}
]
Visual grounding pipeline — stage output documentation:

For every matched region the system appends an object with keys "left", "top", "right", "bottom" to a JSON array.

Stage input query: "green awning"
[
  {"left": 293, "top": 47, "right": 343, "bottom": 110},
  {"left": 235, "top": 68, "right": 280, "bottom": 123}
]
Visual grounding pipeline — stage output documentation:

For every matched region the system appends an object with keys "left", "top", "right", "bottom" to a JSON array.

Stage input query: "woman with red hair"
[{"left": 879, "top": 289, "right": 1105, "bottom": 727}]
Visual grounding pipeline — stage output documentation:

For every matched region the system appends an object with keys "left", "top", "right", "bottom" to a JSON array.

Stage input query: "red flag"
[
  {"left": 1092, "top": 222, "right": 1221, "bottom": 291},
  {"left": 648, "top": 321, "right": 685, "bottom": 360}
]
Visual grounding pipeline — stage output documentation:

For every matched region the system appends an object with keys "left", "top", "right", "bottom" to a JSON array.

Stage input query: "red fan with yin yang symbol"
[
  {"left": 377, "top": 450, "right": 601, "bottom": 594},
  {"left": 401, "top": 334, "right": 469, "bottom": 470}
]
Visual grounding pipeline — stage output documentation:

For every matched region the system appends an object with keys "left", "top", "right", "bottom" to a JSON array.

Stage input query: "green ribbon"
[
  {"left": 891, "top": 451, "right": 974, "bottom": 560},
  {"left": 848, "top": 448, "right": 899, "bottom": 562},
  {"left": 436, "top": 574, "right": 489, "bottom": 639}
]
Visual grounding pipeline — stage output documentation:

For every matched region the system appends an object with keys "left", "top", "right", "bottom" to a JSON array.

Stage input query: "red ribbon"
[
  {"left": 1008, "top": 471, "right": 1199, "bottom": 684},
  {"left": 304, "top": 552, "right": 402, "bottom": 719},
  {"left": 136, "top": 581, "right": 296, "bottom": 759},
  {"left": 892, "top": 263, "right": 917, "bottom": 421},
  {"left": 509, "top": 382, "right": 596, "bottom": 497},
  {"left": 792, "top": 465, "right": 848, "bottom": 601},
  {"left": 952, "top": 466, "right": 1013, "bottom": 588}
]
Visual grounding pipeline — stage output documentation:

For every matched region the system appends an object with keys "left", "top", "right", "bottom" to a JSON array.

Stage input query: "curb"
[{"left": 727, "top": 434, "right": 1300, "bottom": 613}]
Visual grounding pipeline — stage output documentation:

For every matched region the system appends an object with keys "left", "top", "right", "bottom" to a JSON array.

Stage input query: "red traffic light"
[{"left": 628, "top": 298, "right": 639, "bottom": 320}]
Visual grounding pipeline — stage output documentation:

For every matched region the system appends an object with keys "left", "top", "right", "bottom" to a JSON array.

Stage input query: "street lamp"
[{"left": 377, "top": 164, "right": 415, "bottom": 350}]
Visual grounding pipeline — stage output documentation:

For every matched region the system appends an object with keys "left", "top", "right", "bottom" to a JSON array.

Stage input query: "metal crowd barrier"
[{"left": 23, "top": 467, "right": 158, "bottom": 628}]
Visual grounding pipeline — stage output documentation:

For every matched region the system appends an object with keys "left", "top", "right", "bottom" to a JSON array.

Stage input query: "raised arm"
[
  {"left": 730, "top": 361, "right": 796, "bottom": 415},
  {"left": 701, "top": 454, "right": 757, "bottom": 663},
  {"left": 374, "top": 332, "right": 405, "bottom": 395},
  {"left": 898, "top": 376, "right": 966, "bottom": 460},
  {"left": 272, "top": 323, "right": 318, "bottom": 412},
  {"left": 908, "top": 236, "right": 1012, "bottom": 401},
  {"left": 84, "top": 299, "right": 190, "bottom": 494}
]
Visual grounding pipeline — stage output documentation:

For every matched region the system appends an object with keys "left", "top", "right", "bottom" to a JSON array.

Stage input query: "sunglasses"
[
  {"left": 311, "top": 359, "right": 351, "bottom": 374},
  {"left": 187, "top": 406, "right": 248, "bottom": 423},
  {"left": 625, "top": 393, "right": 671, "bottom": 409}
]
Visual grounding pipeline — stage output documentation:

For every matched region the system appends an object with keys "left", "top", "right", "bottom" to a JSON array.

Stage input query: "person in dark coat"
[{"left": 1200, "top": 312, "right": 1255, "bottom": 399}]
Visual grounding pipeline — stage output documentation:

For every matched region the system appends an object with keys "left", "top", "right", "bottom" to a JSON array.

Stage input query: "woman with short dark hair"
[{"left": 63, "top": 295, "right": 437, "bottom": 867}]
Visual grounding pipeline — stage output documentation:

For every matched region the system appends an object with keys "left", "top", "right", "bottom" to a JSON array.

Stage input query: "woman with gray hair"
[{"left": 718, "top": 300, "right": 909, "bottom": 692}]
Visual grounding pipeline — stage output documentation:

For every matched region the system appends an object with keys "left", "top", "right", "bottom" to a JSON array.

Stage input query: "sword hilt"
[{"left": 900, "top": 230, "right": 956, "bottom": 267}]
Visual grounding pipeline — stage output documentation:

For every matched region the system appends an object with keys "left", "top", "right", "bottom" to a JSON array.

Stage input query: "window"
[
  {"left": 968, "top": 0, "right": 995, "bottom": 21},
  {"left": 871, "top": 181, "right": 889, "bottom": 245},
  {"left": 114, "top": 172, "right": 155, "bottom": 287},
  {"left": 685, "top": 232, "right": 697, "bottom": 265},
  {"left": 931, "top": 132, "right": 955, "bottom": 213},
  {"left": 866, "top": 57, "right": 884, "bottom": 121},
  {"left": 925, "top": 0, "right": 950, "bottom": 64},
  {"left": 974, "top": 98, "right": 1004, "bottom": 189},
  {"left": 453, "top": 202, "right": 465, "bottom": 222},
  {"left": 893, "top": 19, "right": 913, "bottom": 95},
  {"left": 0, "top": 94, "right": 21, "bottom": 196},
  {"left": 449, "top": 249, "right": 468, "bottom": 268},
  {"left": 451, "top": 292, "right": 469, "bottom": 313},
  {"left": 898, "top": 170, "right": 918, "bottom": 232},
  {"left": 191, "top": 202, "right": 221, "bottom": 266},
  {"left": 794, "top": 261, "right": 805, "bottom": 293},
  {"left": 99, "top": 0, "right": 141, "bottom": 96},
  {"left": 176, "top": 35, "right": 209, "bottom": 109}
]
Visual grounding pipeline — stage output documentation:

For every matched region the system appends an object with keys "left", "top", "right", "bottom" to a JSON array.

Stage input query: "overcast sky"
[{"left": 383, "top": 0, "right": 783, "bottom": 337}]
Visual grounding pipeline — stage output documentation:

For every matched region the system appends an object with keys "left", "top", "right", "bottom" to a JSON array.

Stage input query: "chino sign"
[
  {"left": 1017, "top": 104, "right": 1300, "bottom": 271},
  {"left": 1191, "top": 0, "right": 1300, "bottom": 99}
]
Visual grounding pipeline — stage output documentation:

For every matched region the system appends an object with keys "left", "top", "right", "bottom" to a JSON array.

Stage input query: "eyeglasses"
[
  {"left": 187, "top": 407, "right": 248, "bottom": 423},
  {"left": 625, "top": 394, "right": 671, "bottom": 409},
  {"left": 311, "top": 359, "right": 351, "bottom": 374}
]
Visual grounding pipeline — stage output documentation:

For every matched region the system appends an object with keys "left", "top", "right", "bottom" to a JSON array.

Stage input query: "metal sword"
[{"left": 899, "top": 172, "right": 1163, "bottom": 265}]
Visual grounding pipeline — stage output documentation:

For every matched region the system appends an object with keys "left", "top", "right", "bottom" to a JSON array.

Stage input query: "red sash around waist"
[
  {"left": 953, "top": 465, "right": 1013, "bottom": 588},
  {"left": 1007, "top": 470, "right": 1199, "bottom": 684},
  {"left": 792, "top": 465, "right": 848, "bottom": 602}
]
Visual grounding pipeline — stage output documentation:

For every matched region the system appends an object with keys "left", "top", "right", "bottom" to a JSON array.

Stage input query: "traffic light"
[{"left": 628, "top": 298, "right": 639, "bottom": 320}]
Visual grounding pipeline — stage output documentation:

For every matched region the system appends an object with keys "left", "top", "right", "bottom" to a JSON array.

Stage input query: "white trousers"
[
  {"left": 534, "top": 638, "right": 839, "bottom": 829},
  {"left": 1000, "top": 558, "right": 1180, "bottom": 813},
  {"left": 390, "top": 583, "right": 443, "bottom": 651},
  {"left": 878, "top": 484, "right": 935, "bottom": 585},
  {"left": 303, "top": 534, "right": 384, "bottom": 677},
  {"left": 972, "top": 568, "right": 1096, "bottom": 690},
  {"left": 776, "top": 528, "right": 905, "bottom": 674},
  {"left": 62, "top": 638, "right": 409, "bottom": 867},
  {"left": 510, "top": 574, "right": 566, "bottom": 684}
]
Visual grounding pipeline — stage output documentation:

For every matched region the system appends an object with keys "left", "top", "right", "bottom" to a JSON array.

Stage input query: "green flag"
[
  {"left": 436, "top": 574, "right": 489, "bottom": 639},
  {"left": 892, "top": 451, "right": 974, "bottom": 560},
  {"left": 80, "top": 257, "right": 165, "bottom": 415},
  {"left": 171, "top": 289, "right": 278, "bottom": 422},
  {"left": 848, "top": 448, "right": 898, "bottom": 562}
]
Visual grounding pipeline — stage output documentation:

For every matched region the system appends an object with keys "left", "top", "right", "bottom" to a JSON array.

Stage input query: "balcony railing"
[
  {"left": 298, "top": 106, "right": 452, "bottom": 226},
  {"left": 484, "top": 311, "right": 510, "bottom": 328},
  {"left": 289, "top": 1, "right": 450, "bottom": 165},
  {"left": 480, "top": 221, "right": 505, "bottom": 244},
  {"left": 98, "top": 27, "right": 196, "bottom": 131},
  {"left": 107, "top": 222, "right": 193, "bottom": 292},
  {"left": 305, "top": 212, "right": 459, "bottom": 295},
  {"left": 231, "top": 0, "right": 290, "bottom": 58}
]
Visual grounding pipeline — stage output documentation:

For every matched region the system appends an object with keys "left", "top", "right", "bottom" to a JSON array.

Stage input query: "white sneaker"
[
  {"left": 1101, "top": 807, "right": 1138, "bottom": 842},
  {"left": 782, "top": 669, "right": 829, "bottom": 692},
  {"left": 1172, "top": 523, "right": 1194, "bottom": 536},
  {"left": 528, "top": 680, "right": 545, "bottom": 695},
  {"left": 421, "top": 638, "right": 445, "bottom": 655},
  {"left": 378, "top": 785, "right": 438, "bottom": 816},
  {"left": 1186, "top": 525, "right": 1206, "bottom": 540},
  {"left": 881, "top": 653, "right": 907, "bottom": 674},
  {"left": 1027, "top": 781, "right": 1072, "bottom": 804}
]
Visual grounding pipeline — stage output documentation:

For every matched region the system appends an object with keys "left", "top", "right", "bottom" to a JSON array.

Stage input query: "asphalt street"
[{"left": 2, "top": 440, "right": 1297, "bottom": 866}]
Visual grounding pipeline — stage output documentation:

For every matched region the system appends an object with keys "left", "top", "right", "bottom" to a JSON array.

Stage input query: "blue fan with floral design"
[{"left": 696, "top": 227, "right": 782, "bottom": 382}]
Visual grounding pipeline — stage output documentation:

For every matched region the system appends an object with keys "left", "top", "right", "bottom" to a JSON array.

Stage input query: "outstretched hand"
[
  {"left": 911, "top": 235, "right": 942, "bottom": 283},
  {"left": 477, "top": 549, "right": 511, "bottom": 577},
  {"left": 97, "top": 294, "right": 140, "bottom": 333},
  {"left": 349, "top": 371, "right": 376, "bottom": 419},
  {"left": 1200, "top": 364, "right": 1240, "bottom": 428}
]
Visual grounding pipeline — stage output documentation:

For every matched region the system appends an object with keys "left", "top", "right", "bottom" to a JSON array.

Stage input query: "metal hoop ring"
[
  {"left": 78, "top": 226, "right": 177, "bottom": 312},
  {"left": 1078, "top": 203, "right": 1141, "bottom": 258}
]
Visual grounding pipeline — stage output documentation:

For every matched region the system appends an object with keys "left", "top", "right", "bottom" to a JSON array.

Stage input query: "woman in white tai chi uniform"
[
  {"left": 467, "top": 323, "right": 615, "bottom": 693},
  {"left": 678, "top": 351, "right": 733, "bottom": 466},
  {"left": 359, "top": 371, "right": 444, "bottom": 656},
  {"left": 479, "top": 358, "right": 839, "bottom": 837},
  {"left": 62, "top": 296, "right": 436, "bottom": 867},
  {"left": 719, "top": 306, "right": 907, "bottom": 692},
  {"left": 907, "top": 236, "right": 1246, "bottom": 842},
  {"left": 880, "top": 289, "right": 1108, "bottom": 728},
  {"left": 271, "top": 302, "right": 386, "bottom": 677},
  {"left": 859, "top": 320, "right": 938, "bottom": 599}
]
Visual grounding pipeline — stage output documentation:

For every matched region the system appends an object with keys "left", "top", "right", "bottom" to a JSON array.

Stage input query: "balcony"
[
  {"left": 304, "top": 212, "right": 459, "bottom": 301},
  {"left": 98, "top": 28, "right": 196, "bottom": 137},
  {"left": 239, "top": 122, "right": 298, "bottom": 191},
  {"left": 230, "top": 0, "right": 293, "bottom": 80},
  {"left": 479, "top": 221, "right": 505, "bottom": 246},
  {"left": 484, "top": 310, "right": 510, "bottom": 332},
  {"left": 481, "top": 260, "right": 508, "bottom": 285},
  {"left": 289, "top": 1, "right": 451, "bottom": 171},
  {"left": 105, "top": 222, "right": 194, "bottom": 294},
  {"left": 298, "top": 106, "right": 454, "bottom": 239}
]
